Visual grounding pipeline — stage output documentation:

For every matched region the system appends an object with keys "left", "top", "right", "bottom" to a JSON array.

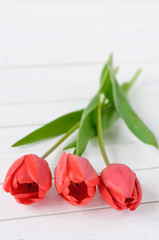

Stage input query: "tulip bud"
[
  {"left": 98, "top": 163, "right": 142, "bottom": 210},
  {"left": 3, "top": 154, "right": 52, "bottom": 205},
  {"left": 54, "top": 152, "right": 99, "bottom": 206}
]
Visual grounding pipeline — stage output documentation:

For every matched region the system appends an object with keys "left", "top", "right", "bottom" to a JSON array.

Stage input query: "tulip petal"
[
  {"left": 63, "top": 177, "right": 70, "bottom": 187},
  {"left": 130, "top": 177, "right": 142, "bottom": 211},
  {"left": 25, "top": 154, "right": 52, "bottom": 191},
  {"left": 62, "top": 187, "right": 70, "bottom": 197},
  {"left": 54, "top": 152, "right": 68, "bottom": 193},
  {"left": 98, "top": 179, "right": 123, "bottom": 210},
  {"left": 14, "top": 196, "right": 35, "bottom": 205},
  {"left": 69, "top": 170, "right": 83, "bottom": 183},
  {"left": 68, "top": 154, "right": 85, "bottom": 181},
  {"left": 101, "top": 164, "right": 136, "bottom": 197},
  {"left": 80, "top": 197, "right": 93, "bottom": 206},
  {"left": 112, "top": 199, "right": 128, "bottom": 210},
  {"left": 131, "top": 184, "right": 138, "bottom": 202},
  {"left": 87, "top": 185, "right": 96, "bottom": 198},
  {"left": 13, "top": 161, "right": 33, "bottom": 186},
  {"left": 3, "top": 156, "right": 25, "bottom": 192},
  {"left": 38, "top": 188, "right": 48, "bottom": 199},
  {"left": 107, "top": 188, "right": 127, "bottom": 204},
  {"left": 68, "top": 154, "right": 99, "bottom": 186},
  {"left": 65, "top": 194, "right": 78, "bottom": 203},
  {"left": 60, "top": 193, "right": 79, "bottom": 206},
  {"left": 13, "top": 192, "right": 38, "bottom": 199}
]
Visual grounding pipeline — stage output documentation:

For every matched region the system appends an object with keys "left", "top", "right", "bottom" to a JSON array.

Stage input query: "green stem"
[
  {"left": 41, "top": 122, "right": 80, "bottom": 159},
  {"left": 97, "top": 101, "right": 110, "bottom": 166}
]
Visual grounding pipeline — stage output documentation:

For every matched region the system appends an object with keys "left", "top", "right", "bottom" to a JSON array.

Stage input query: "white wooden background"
[{"left": 0, "top": 0, "right": 159, "bottom": 239}]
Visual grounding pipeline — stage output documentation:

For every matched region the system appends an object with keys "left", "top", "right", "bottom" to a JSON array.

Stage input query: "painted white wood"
[
  {"left": 0, "top": 201, "right": 159, "bottom": 240},
  {"left": 0, "top": 100, "right": 87, "bottom": 128},
  {"left": 0, "top": 1, "right": 159, "bottom": 239},
  {"left": 0, "top": 61, "right": 159, "bottom": 105},
  {"left": 1, "top": 0, "right": 159, "bottom": 4},
  {"left": 0, "top": 2, "right": 158, "bottom": 67},
  {"left": 0, "top": 93, "right": 158, "bottom": 128},
  {"left": 0, "top": 168, "right": 158, "bottom": 221}
]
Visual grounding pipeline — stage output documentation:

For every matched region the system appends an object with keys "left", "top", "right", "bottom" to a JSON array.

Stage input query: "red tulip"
[
  {"left": 54, "top": 152, "right": 99, "bottom": 206},
  {"left": 3, "top": 154, "right": 52, "bottom": 205},
  {"left": 98, "top": 163, "right": 142, "bottom": 211}
]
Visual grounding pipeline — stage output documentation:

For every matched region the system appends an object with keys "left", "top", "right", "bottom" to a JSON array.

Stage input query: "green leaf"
[
  {"left": 12, "top": 109, "right": 84, "bottom": 147},
  {"left": 63, "top": 140, "right": 77, "bottom": 150},
  {"left": 121, "top": 69, "right": 142, "bottom": 94},
  {"left": 64, "top": 74, "right": 139, "bottom": 152},
  {"left": 100, "top": 63, "right": 108, "bottom": 87},
  {"left": 101, "top": 103, "right": 119, "bottom": 132},
  {"left": 108, "top": 62, "right": 158, "bottom": 149},
  {"left": 100, "top": 64, "right": 119, "bottom": 104},
  {"left": 80, "top": 94, "right": 99, "bottom": 125},
  {"left": 76, "top": 94, "right": 100, "bottom": 156},
  {"left": 101, "top": 69, "right": 141, "bottom": 131}
]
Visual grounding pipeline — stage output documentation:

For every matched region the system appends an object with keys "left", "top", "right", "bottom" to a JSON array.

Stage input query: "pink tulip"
[
  {"left": 98, "top": 163, "right": 142, "bottom": 210},
  {"left": 3, "top": 154, "right": 52, "bottom": 205},
  {"left": 54, "top": 152, "right": 99, "bottom": 206}
]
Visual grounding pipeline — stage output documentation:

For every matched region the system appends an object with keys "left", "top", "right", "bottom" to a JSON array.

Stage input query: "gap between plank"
[
  {"left": 0, "top": 91, "right": 159, "bottom": 107},
  {"left": 1, "top": 135, "right": 159, "bottom": 156},
  {"left": 1, "top": 113, "right": 159, "bottom": 129},
  {"left": 0, "top": 98, "right": 88, "bottom": 107},
  {"left": 0, "top": 58, "right": 159, "bottom": 70},
  {"left": 0, "top": 200, "right": 158, "bottom": 223}
]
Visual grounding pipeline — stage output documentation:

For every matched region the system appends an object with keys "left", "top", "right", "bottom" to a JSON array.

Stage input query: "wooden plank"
[
  {"left": 1, "top": 0, "right": 159, "bottom": 4},
  {"left": 0, "top": 168, "right": 159, "bottom": 222},
  {"left": 0, "top": 93, "right": 158, "bottom": 128},
  {"left": 0, "top": 199, "right": 159, "bottom": 240},
  {"left": 0, "top": 62, "right": 159, "bottom": 104},
  {"left": 0, "top": 2, "right": 158, "bottom": 67},
  {"left": 0, "top": 1, "right": 158, "bottom": 239},
  {"left": 0, "top": 100, "right": 87, "bottom": 127},
  {"left": 0, "top": 60, "right": 159, "bottom": 108}
]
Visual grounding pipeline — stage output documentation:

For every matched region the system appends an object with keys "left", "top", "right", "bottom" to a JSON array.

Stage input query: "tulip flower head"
[
  {"left": 3, "top": 154, "right": 52, "bottom": 205},
  {"left": 98, "top": 163, "right": 142, "bottom": 211},
  {"left": 54, "top": 152, "right": 99, "bottom": 206}
]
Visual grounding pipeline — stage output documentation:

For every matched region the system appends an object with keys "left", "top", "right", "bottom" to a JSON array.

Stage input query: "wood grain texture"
[
  {"left": 0, "top": 61, "right": 159, "bottom": 104},
  {"left": 0, "top": 0, "right": 159, "bottom": 239},
  {"left": 0, "top": 2, "right": 159, "bottom": 67},
  {"left": 0, "top": 202, "right": 159, "bottom": 240}
]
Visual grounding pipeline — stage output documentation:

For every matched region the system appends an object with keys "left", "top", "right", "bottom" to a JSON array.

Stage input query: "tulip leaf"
[
  {"left": 63, "top": 140, "right": 77, "bottom": 150},
  {"left": 76, "top": 94, "right": 100, "bottom": 156},
  {"left": 100, "top": 63, "right": 108, "bottom": 87},
  {"left": 80, "top": 94, "right": 100, "bottom": 125},
  {"left": 12, "top": 109, "right": 84, "bottom": 147},
  {"left": 100, "top": 64, "right": 118, "bottom": 105},
  {"left": 63, "top": 71, "right": 141, "bottom": 153},
  {"left": 121, "top": 69, "right": 142, "bottom": 94},
  {"left": 101, "top": 103, "right": 119, "bottom": 132},
  {"left": 108, "top": 61, "right": 158, "bottom": 149}
]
